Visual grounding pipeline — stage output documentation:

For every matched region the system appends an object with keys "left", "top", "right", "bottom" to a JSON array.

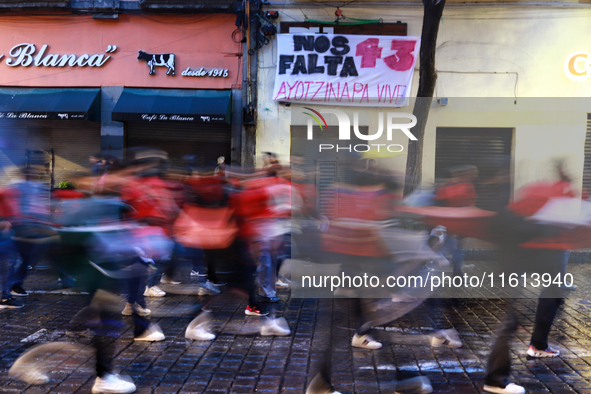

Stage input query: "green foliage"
[{"left": 57, "top": 181, "right": 76, "bottom": 189}]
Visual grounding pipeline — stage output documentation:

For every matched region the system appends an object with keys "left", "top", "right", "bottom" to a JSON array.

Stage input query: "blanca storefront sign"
[
  {"left": 564, "top": 51, "right": 591, "bottom": 81},
  {"left": 4, "top": 44, "right": 118, "bottom": 68},
  {"left": 142, "top": 114, "right": 195, "bottom": 121},
  {"left": 0, "top": 112, "right": 86, "bottom": 120},
  {"left": 140, "top": 114, "right": 225, "bottom": 122},
  {"left": 273, "top": 34, "right": 420, "bottom": 107}
]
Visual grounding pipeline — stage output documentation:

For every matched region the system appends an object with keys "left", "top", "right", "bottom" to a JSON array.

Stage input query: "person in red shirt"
[{"left": 434, "top": 165, "right": 478, "bottom": 278}]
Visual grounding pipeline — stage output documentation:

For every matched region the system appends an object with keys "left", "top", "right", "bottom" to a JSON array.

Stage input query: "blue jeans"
[
  {"left": 10, "top": 239, "right": 51, "bottom": 290},
  {"left": 255, "top": 241, "right": 277, "bottom": 298},
  {"left": 147, "top": 241, "right": 184, "bottom": 287},
  {"left": 442, "top": 235, "right": 464, "bottom": 277}
]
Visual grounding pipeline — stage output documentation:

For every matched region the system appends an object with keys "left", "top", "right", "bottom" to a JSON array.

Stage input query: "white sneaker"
[
  {"left": 305, "top": 372, "right": 342, "bottom": 394},
  {"left": 197, "top": 282, "right": 221, "bottom": 296},
  {"left": 134, "top": 323, "right": 165, "bottom": 342},
  {"left": 160, "top": 275, "right": 181, "bottom": 285},
  {"left": 483, "top": 383, "right": 525, "bottom": 394},
  {"left": 260, "top": 318, "right": 291, "bottom": 336},
  {"left": 186, "top": 323, "right": 216, "bottom": 341},
  {"left": 430, "top": 329, "right": 462, "bottom": 348},
  {"left": 527, "top": 344, "right": 560, "bottom": 358},
  {"left": 135, "top": 304, "right": 151, "bottom": 317},
  {"left": 276, "top": 279, "right": 289, "bottom": 288},
  {"left": 351, "top": 333, "right": 382, "bottom": 349},
  {"left": 394, "top": 376, "right": 433, "bottom": 394},
  {"left": 185, "top": 311, "right": 216, "bottom": 340},
  {"left": 92, "top": 373, "right": 136, "bottom": 394},
  {"left": 144, "top": 286, "right": 166, "bottom": 297},
  {"left": 122, "top": 303, "right": 133, "bottom": 316},
  {"left": 20, "top": 370, "right": 50, "bottom": 385}
]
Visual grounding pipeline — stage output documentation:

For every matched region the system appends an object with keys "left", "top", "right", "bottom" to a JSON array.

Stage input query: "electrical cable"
[{"left": 305, "top": 18, "right": 381, "bottom": 25}]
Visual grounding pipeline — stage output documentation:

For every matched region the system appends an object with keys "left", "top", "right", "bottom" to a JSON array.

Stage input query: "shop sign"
[
  {"left": 273, "top": 34, "right": 420, "bottom": 107},
  {"left": 137, "top": 51, "right": 229, "bottom": 78},
  {"left": 565, "top": 51, "right": 591, "bottom": 81},
  {"left": 0, "top": 111, "right": 87, "bottom": 120},
  {"left": 138, "top": 50, "right": 176, "bottom": 76},
  {"left": 140, "top": 114, "right": 225, "bottom": 122},
  {"left": 4, "top": 44, "right": 117, "bottom": 68},
  {"left": 181, "top": 67, "right": 229, "bottom": 78}
]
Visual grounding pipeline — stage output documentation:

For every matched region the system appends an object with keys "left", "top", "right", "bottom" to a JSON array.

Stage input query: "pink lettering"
[
  {"left": 304, "top": 81, "right": 313, "bottom": 99},
  {"left": 274, "top": 82, "right": 287, "bottom": 100},
  {"left": 328, "top": 83, "right": 342, "bottom": 102},
  {"left": 395, "top": 85, "right": 407, "bottom": 105},
  {"left": 360, "top": 84, "right": 369, "bottom": 102},
  {"left": 340, "top": 83, "right": 350, "bottom": 102},
  {"left": 352, "top": 83, "right": 364, "bottom": 100},
  {"left": 355, "top": 38, "right": 382, "bottom": 68},
  {"left": 295, "top": 81, "right": 305, "bottom": 100},
  {"left": 287, "top": 81, "right": 299, "bottom": 99},
  {"left": 311, "top": 82, "right": 324, "bottom": 101},
  {"left": 377, "top": 84, "right": 387, "bottom": 102}
]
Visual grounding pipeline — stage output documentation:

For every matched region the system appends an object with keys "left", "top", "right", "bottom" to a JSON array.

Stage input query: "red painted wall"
[{"left": 0, "top": 14, "right": 242, "bottom": 89}]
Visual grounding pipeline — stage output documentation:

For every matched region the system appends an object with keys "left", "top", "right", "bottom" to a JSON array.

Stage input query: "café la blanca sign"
[
  {"left": 2, "top": 43, "right": 118, "bottom": 68},
  {"left": 0, "top": 43, "right": 230, "bottom": 79}
]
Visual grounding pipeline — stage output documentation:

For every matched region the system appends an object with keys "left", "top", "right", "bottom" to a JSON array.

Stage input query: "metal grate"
[
  {"left": 126, "top": 122, "right": 231, "bottom": 169},
  {"left": 435, "top": 128, "right": 513, "bottom": 211}
]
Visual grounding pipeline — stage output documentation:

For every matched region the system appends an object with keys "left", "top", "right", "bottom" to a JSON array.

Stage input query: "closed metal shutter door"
[
  {"left": 316, "top": 160, "right": 338, "bottom": 217},
  {"left": 0, "top": 120, "right": 99, "bottom": 187},
  {"left": 126, "top": 122, "right": 231, "bottom": 168},
  {"left": 583, "top": 114, "right": 591, "bottom": 194},
  {"left": 51, "top": 121, "right": 100, "bottom": 185},
  {"left": 435, "top": 128, "right": 513, "bottom": 211},
  {"left": 291, "top": 125, "right": 368, "bottom": 216}
]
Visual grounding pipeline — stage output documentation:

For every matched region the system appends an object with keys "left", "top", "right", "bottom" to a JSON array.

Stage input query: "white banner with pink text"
[{"left": 272, "top": 33, "right": 420, "bottom": 107}]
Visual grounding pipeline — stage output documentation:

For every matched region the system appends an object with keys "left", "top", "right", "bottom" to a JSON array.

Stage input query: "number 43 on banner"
[{"left": 356, "top": 38, "right": 417, "bottom": 71}]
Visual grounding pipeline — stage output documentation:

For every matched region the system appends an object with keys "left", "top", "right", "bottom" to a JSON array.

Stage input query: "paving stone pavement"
[{"left": 2, "top": 262, "right": 591, "bottom": 393}]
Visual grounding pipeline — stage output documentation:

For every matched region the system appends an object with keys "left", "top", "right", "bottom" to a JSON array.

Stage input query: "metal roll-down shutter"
[
  {"left": 126, "top": 122, "right": 231, "bottom": 168},
  {"left": 0, "top": 120, "right": 100, "bottom": 187},
  {"left": 435, "top": 127, "right": 513, "bottom": 211},
  {"left": 291, "top": 125, "right": 369, "bottom": 216},
  {"left": 582, "top": 114, "right": 591, "bottom": 195}
]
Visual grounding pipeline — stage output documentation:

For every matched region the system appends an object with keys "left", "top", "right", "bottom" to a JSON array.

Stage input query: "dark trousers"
[
  {"left": 10, "top": 240, "right": 46, "bottom": 289},
  {"left": 126, "top": 262, "right": 149, "bottom": 309},
  {"left": 234, "top": 239, "right": 258, "bottom": 307},
  {"left": 531, "top": 295, "right": 564, "bottom": 350},
  {"left": 204, "top": 249, "right": 220, "bottom": 284},
  {"left": 485, "top": 248, "right": 565, "bottom": 388},
  {"left": 0, "top": 238, "right": 16, "bottom": 299},
  {"left": 484, "top": 302, "right": 519, "bottom": 388}
]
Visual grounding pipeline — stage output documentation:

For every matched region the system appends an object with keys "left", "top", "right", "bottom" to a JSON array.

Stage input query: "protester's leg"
[
  {"left": 529, "top": 249, "right": 565, "bottom": 351},
  {"left": 484, "top": 303, "right": 518, "bottom": 388},
  {"left": 255, "top": 240, "right": 277, "bottom": 298},
  {"left": 0, "top": 239, "right": 16, "bottom": 300},
  {"left": 235, "top": 239, "right": 260, "bottom": 308},
  {"left": 188, "top": 247, "right": 206, "bottom": 277},
  {"left": 127, "top": 275, "right": 143, "bottom": 308},
  {"left": 276, "top": 233, "right": 291, "bottom": 275},
  {"left": 94, "top": 320, "right": 115, "bottom": 378},
  {"left": 530, "top": 297, "right": 563, "bottom": 351},
  {"left": 204, "top": 250, "right": 219, "bottom": 284},
  {"left": 451, "top": 236, "right": 465, "bottom": 277},
  {"left": 163, "top": 241, "right": 184, "bottom": 280},
  {"left": 132, "top": 313, "right": 152, "bottom": 337},
  {"left": 9, "top": 240, "right": 34, "bottom": 289}
]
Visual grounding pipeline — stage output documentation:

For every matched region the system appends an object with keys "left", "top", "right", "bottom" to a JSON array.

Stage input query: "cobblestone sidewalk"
[{"left": 1, "top": 262, "right": 591, "bottom": 393}]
